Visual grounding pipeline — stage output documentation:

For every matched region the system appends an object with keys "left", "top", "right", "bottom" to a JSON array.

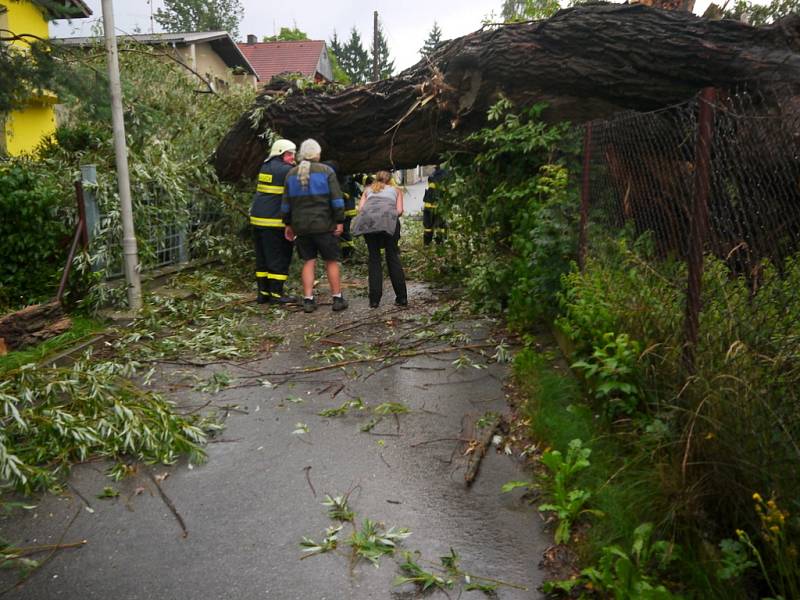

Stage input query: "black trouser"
[
  {"left": 253, "top": 226, "right": 294, "bottom": 299},
  {"left": 422, "top": 206, "right": 446, "bottom": 245},
  {"left": 340, "top": 216, "right": 355, "bottom": 259},
  {"left": 364, "top": 222, "right": 407, "bottom": 305}
]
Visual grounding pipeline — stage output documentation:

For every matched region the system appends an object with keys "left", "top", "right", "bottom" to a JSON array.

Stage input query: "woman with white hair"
[{"left": 281, "top": 139, "right": 348, "bottom": 313}]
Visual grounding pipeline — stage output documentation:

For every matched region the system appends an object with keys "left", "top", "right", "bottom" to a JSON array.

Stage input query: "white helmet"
[{"left": 267, "top": 139, "right": 296, "bottom": 160}]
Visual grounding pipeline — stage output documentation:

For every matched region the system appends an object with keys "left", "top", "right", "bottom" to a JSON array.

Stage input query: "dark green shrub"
[
  {"left": 439, "top": 99, "right": 579, "bottom": 327},
  {"left": 0, "top": 159, "right": 73, "bottom": 308}
]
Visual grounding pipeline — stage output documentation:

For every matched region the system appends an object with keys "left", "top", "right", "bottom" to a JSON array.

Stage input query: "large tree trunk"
[
  {"left": 214, "top": 4, "right": 800, "bottom": 180},
  {"left": 0, "top": 301, "right": 71, "bottom": 352}
]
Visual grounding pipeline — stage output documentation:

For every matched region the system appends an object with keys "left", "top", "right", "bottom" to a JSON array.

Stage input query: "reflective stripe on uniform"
[
  {"left": 344, "top": 209, "right": 358, "bottom": 217},
  {"left": 427, "top": 182, "right": 438, "bottom": 189},
  {"left": 270, "top": 292, "right": 281, "bottom": 298},
  {"left": 424, "top": 228, "right": 434, "bottom": 232},
  {"left": 250, "top": 216, "right": 284, "bottom": 227},
  {"left": 257, "top": 184, "right": 285, "bottom": 195},
  {"left": 423, "top": 202, "right": 437, "bottom": 209},
  {"left": 267, "top": 273, "right": 288, "bottom": 281},
  {"left": 256, "top": 271, "right": 269, "bottom": 278},
  {"left": 258, "top": 173, "right": 274, "bottom": 183}
]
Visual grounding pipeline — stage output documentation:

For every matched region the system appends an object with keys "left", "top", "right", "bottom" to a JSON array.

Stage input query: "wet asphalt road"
[{"left": 0, "top": 283, "right": 548, "bottom": 599}]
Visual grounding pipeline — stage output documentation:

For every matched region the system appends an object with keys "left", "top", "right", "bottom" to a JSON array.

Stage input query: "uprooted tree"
[{"left": 213, "top": 3, "right": 800, "bottom": 179}]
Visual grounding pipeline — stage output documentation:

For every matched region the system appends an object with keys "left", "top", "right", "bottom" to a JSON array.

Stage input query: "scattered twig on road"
[
  {"left": 379, "top": 453, "right": 392, "bottom": 469},
  {"left": 237, "top": 343, "right": 499, "bottom": 378},
  {"left": 410, "top": 437, "right": 471, "bottom": 448},
  {"left": 0, "top": 507, "right": 83, "bottom": 596},
  {"left": 303, "top": 466, "right": 316, "bottom": 498},
  {"left": 147, "top": 470, "right": 188, "bottom": 538},
  {"left": 180, "top": 399, "right": 212, "bottom": 415},
  {"left": 3, "top": 540, "right": 87, "bottom": 559},
  {"left": 67, "top": 482, "right": 94, "bottom": 512}
]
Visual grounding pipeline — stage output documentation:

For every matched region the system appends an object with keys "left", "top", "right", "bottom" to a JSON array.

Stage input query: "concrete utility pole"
[
  {"left": 372, "top": 11, "right": 379, "bottom": 81},
  {"left": 101, "top": 0, "right": 142, "bottom": 310}
]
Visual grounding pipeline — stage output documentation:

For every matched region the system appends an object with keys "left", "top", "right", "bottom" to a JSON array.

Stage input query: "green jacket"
[{"left": 281, "top": 162, "right": 345, "bottom": 235}]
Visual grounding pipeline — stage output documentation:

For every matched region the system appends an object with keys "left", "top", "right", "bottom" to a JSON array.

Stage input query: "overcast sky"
[{"left": 52, "top": 0, "right": 719, "bottom": 73}]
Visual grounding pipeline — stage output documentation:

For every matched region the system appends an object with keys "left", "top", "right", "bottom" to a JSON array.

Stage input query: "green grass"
[
  {"left": 513, "top": 346, "right": 722, "bottom": 598},
  {"left": 0, "top": 316, "right": 105, "bottom": 375}
]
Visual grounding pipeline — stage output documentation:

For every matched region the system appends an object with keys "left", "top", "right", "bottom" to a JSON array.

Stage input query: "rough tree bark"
[
  {"left": 214, "top": 4, "right": 800, "bottom": 180},
  {"left": 0, "top": 301, "right": 71, "bottom": 352}
]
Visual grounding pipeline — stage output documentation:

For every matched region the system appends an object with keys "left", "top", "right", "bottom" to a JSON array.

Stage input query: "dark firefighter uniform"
[
  {"left": 340, "top": 175, "right": 362, "bottom": 260},
  {"left": 423, "top": 167, "right": 447, "bottom": 245},
  {"left": 250, "top": 157, "right": 294, "bottom": 303}
]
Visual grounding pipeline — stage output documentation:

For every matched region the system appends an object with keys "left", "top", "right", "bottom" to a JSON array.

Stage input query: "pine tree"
[
  {"left": 420, "top": 21, "right": 442, "bottom": 58},
  {"left": 329, "top": 31, "right": 343, "bottom": 58},
  {"left": 371, "top": 18, "right": 394, "bottom": 80},
  {"left": 338, "top": 28, "right": 371, "bottom": 85},
  {"left": 155, "top": 0, "right": 245, "bottom": 40},
  {"left": 327, "top": 32, "right": 351, "bottom": 84}
]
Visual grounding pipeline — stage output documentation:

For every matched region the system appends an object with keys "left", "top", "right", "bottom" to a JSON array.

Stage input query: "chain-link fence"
[{"left": 575, "top": 84, "right": 800, "bottom": 527}]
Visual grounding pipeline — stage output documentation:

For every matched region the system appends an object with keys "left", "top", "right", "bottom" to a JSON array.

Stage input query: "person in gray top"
[{"left": 352, "top": 171, "right": 408, "bottom": 308}]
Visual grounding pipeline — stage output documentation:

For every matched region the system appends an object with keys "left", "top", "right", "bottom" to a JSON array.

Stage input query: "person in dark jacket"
[
  {"left": 323, "top": 161, "right": 361, "bottom": 261},
  {"left": 422, "top": 165, "right": 447, "bottom": 246},
  {"left": 250, "top": 139, "right": 297, "bottom": 304},
  {"left": 282, "top": 139, "right": 348, "bottom": 313}
]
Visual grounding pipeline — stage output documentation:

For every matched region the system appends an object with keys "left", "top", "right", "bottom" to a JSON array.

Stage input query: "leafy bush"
[
  {"left": 437, "top": 98, "right": 579, "bottom": 326},
  {"left": 572, "top": 333, "right": 644, "bottom": 418},
  {"left": 545, "top": 523, "right": 683, "bottom": 599},
  {"left": 1, "top": 43, "right": 256, "bottom": 311},
  {"left": 0, "top": 159, "right": 73, "bottom": 308},
  {"left": 556, "top": 235, "right": 800, "bottom": 596},
  {"left": 537, "top": 439, "right": 603, "bottom": 544}
]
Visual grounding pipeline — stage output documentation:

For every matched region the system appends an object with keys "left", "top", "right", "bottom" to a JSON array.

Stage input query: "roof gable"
[
  {"left": 237, "top": 40, "right": 329, "bottom": 82},
  {"left": 53, "top": 31, "right": 258, "bottom": 77}
]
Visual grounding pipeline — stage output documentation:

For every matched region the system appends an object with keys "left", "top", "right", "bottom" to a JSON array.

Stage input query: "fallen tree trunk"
[
  {"left": 214, "top": 4, "right": 800, "bottom": 180},
  {"left": 0, "top": 301, "right": 71, "bottom": 352}
]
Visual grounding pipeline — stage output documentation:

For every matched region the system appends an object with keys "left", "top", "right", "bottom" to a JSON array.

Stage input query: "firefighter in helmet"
[
  {"left": 250, "top": 138, "right": 297, "bottom": 304},
  {"left": 422, "top": 165, "right": 447, "bottom": 246}
]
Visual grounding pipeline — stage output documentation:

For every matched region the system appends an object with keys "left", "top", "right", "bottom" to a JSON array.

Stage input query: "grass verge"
[
  {"left": 0, "top": 316, "right": 105, "bottom": 375},
  {"left": 513, "top": 342, "right": 720, "bottom": 597}
]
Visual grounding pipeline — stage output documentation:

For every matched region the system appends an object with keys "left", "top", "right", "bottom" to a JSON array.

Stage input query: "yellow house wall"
[
  {"left": 4, "top": 1, "right": 49, "bottom": 48},
  {"left": 1, "top": 1, "right": 57, "bottom": 155},
  {"left": 5, "top": 104, "right": 56, "bottom": 155}
]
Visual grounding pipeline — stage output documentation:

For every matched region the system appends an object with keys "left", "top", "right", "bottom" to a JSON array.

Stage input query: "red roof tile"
[{"left": 237, "top": 40, "right": 327, "bottom": 82}]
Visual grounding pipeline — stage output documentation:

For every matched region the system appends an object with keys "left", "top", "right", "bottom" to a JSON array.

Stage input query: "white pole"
[{"left": 100, "top": 0, "right": 142, "bottom": 310}]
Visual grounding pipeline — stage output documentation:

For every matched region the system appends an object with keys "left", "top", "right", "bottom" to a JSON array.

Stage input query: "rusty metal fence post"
[
  {"left": 578, "top": 122, "right": 593, "bottom": 271},
  {"left": 683, "top": 87, "right": 717, "bottom": 373}
]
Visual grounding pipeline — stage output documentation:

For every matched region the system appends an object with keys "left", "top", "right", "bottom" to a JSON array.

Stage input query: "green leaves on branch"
[
  {"left": 348, "top": 519, "right": 411, "bottom": 566},
  {"left": 0, "top": 360, "right": 220, "bottom": 494}
]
